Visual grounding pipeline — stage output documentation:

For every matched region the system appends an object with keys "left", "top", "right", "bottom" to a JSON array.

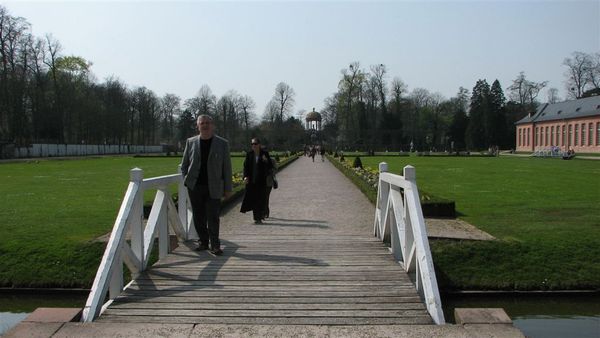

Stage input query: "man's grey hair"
[{"left": 197, "top": 114, "right": 213, "bottom": 122}]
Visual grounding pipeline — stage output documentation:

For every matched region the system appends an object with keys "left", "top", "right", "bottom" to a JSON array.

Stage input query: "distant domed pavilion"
[{"left": 305, "top": 108, "right": 322, "bottom": 131}]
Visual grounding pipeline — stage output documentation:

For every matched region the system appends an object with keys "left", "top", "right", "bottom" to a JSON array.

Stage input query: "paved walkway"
[{"left": 221, "top": 155, "right": 374, "bottom": 237}]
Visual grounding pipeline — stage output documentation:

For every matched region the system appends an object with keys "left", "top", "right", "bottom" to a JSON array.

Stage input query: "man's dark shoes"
[
  {"left": 254, "top": 219, "right": 263, "bottom": 224},
  {"left": 195, "top": 243, "right": 209, "bottom": 251},
  {"left": 210, "top": 247, "right": 223, "bottom": 256}
]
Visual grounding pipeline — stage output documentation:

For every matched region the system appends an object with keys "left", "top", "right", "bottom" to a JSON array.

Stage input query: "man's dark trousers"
[{"left": 187, "top": 185, "right": 220, "bottom": 249}]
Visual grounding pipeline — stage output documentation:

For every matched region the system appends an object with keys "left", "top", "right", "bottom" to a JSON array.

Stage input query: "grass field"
[
  {"left": 0, "top": 156, "right": 244, "bottom": 288},
  {"left": 2, "top": 155, "right": 599, "bottom": 290},
  {"left": 351, "top": 155, "right": 600, "bottom": 290}
]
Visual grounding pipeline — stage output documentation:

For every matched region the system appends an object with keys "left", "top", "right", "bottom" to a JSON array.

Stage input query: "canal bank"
[
  {"left": 0, "top": 289, "right": 87, "bottom": 336},
  {"left": 2, "top": 289, "right": 599, "bottom": 337}
]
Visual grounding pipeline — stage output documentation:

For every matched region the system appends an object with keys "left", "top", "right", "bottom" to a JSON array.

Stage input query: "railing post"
[
  {"left": 177, "top": 164, "right": 189, "bottom": 240},
  {"left": 158, "top": 190, "right": 169, "bottom": 259},
  {"left": 109, "top": 251, "right": 123, "bottom": 300},
  {"left": 403, "top": 165, "right": 416, "bottom": 271},
  {"left": 379, "top": 162, "right": 388, "bottom": 173},
  {"left": 403, "top": 164, "right": 445, "bottom": 324},
  {"left": 130, "top": 168, "right": 144, "bottom": 271},
  {"left": 374, "top": 162, "right": 389, "bottom": 238},
  {"left": 403, "top": 165, "right": 415, "bottom": 182}
]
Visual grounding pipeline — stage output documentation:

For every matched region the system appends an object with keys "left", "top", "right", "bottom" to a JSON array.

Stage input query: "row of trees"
[
  {"left": 0, "top": 6, "right": 174, "bottom": 147},
  {"left": 177, "top": 83, "right": 305, "bottom": 150},
  {"left": 319, "top": 52, "right": 599, "bottom": 151},
  {"left": 0, "top": 6, "right": 307, "bottom": 151},
  {"left": 2, "top": 5, "right": 598, "bottom": 152}
]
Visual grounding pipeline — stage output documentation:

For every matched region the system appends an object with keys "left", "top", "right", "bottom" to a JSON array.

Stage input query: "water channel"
[{"left": 1, "top": 291, "right": 599, "bottom": 337}]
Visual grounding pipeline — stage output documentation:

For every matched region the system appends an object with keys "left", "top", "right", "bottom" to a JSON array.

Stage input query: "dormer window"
[
  {"left": 557, "top": 110, "right": 562, "bottom": 114},
  {"left": 576, "top": 107, "right": 581, "bottom": 112}
]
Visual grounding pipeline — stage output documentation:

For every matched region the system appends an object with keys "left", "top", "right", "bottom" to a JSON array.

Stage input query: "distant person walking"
[
  {"left": 310, "top": 146, "right": 316, "bottom": 162},
  {"left": 320, "top": 146, "right": 326, "bottom": 162},
  {"left": 180, "top": 115, "right": 232, "bottom": 256},
  {"left": 240, "top": 138, "right": 273, "bottom": 224}
]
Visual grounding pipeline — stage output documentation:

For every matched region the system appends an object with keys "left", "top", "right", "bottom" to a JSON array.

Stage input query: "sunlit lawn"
[
  {"left": 0, "top": 156, "right": 244, "bottom": 287},
  {"left": 354, "top": 155, "right": 600, "bottom": 290}
]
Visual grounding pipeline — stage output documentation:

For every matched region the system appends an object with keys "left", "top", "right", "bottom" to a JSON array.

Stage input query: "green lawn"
[
  {"left": 2, "top": 155, "right": 598, "bottom": 291},
  {"left": 353, "top": 156, "right": 600, "bottom": 290},
  {"left": 0, "top": 157, "right": 244, "bottom": 288}
]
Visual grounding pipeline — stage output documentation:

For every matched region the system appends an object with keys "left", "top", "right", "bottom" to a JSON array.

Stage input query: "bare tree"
[
  {"left": 197, "top": 84, "right": 216, "bottom": 117},
  {"left": 215, "top": 90, "right": 242, "bottom": 143},
  {"left": 547, "top": 88, "right": 560, "bottom": 104},
  {"left": 508, "top": 71, "right": 547, "bottom": 105},
  {"left": 338, "top": 62, "right": 365, "bottom": 141},
  {"left": 0, "top": 8, "right": 33, "bottom": 143},
  {"left": 238, "top": 95, "right": 256, "bottom": 133},
  {"left": 270, "top": 82, "right": 295, "bottom": 123},
  {"left": 588, "top": 52, "right": 600, "bottom": 90},
  {"left": 130, "top": 86, "right": 159, "bottom": 144},
  {"left": 410, "top": 88, "right": 434, "bottom": 108},
  {"left": 159, "top": 93, "right": 180, "bottom": 143},
  {"left": 370, "top": 63, "right": 387, "bottom": 115},
  {"left": 563, "top": 51, "right": 592, "bottom": 99},
  {"left": 390, "top": 77, "right": 407, "bottom": 103},
  {"left": 43, "top": 34, "right": 65, "bottom": 141},
  {"left": 263, "top": 100, "right": 278, "bottom": 124}
]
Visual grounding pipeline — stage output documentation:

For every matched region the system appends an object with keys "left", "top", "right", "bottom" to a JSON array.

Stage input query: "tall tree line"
[
  {"left": 0, "top": 6, "right": 267, "bottom": 150},
  {"left": 3, "top": 7, "right": 598, "bottom": 152},
  {"left": 0, "top": 6, "right": 184, "bottom": 147},
  {"left": 320, "top": 54, "right": 599, "bottom": 152}
]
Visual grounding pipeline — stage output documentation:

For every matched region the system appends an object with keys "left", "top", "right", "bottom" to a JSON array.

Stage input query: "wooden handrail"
[
  {"left": 373, "top": 163, "right": 445, "bottom": 325},
  {"left": 82, "top": 167, "right": 190, "bottom": 322}
]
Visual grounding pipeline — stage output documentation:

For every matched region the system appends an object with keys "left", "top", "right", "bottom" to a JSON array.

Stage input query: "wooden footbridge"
[{"left": 82, "top": 155, "right": 445, "bottom": 327}]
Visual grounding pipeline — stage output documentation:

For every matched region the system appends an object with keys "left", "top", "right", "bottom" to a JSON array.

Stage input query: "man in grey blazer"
[{"left": 181, "top": 115, "right": 232, "bottom": 255}]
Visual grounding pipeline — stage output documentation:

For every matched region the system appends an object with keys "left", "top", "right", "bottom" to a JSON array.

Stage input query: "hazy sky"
[{"left": 4, "top": 1, "right": 599, "bottom": 119}]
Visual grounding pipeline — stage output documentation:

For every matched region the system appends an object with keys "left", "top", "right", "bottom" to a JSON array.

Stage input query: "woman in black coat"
[{"left": 240, "top": 138, "right": 273, "bottom": 224}]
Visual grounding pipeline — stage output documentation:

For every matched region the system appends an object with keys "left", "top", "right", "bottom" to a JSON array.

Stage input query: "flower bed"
[{"left": 328, "top": 154, "right": 455, "bottom": 217}]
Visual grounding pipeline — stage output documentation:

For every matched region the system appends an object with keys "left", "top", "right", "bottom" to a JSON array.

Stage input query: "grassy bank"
[
  {"left": 0, "top": 157, "right": 245, "bottom": 288},
  {"left": 346, "top": 155, "right": 600, "bottom": 291}
]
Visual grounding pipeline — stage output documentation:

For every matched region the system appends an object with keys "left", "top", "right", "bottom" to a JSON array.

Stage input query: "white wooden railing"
[
  {"left": 373, "top": 163, "right": 445, "bottom": 324},
  {"left": 81, "top": 167, "right": 192, "bottom": 322}
]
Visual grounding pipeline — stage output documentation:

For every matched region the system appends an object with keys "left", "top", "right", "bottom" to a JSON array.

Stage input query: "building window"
[
  {"left": 556, "top": 125, "right": 560, "bottom": 147},
  {"left": 597, "top": 122, "right": 600, "bottom": 146},
  {"left": 589, "top": 123, "right": 593, "bottom": 146},
  {"left": 551, "top": 126, "right": 554, "bottom": 146},
  {"left": 568, "top": 125, "right": 572, "bottom": 146},
  {"left": 527, "top": 128, "right": 530, "bottom": 146},
  {"left": 562, "top": 125, "right": 565, "bottom": 146},
  {"left": 574, "top": 124, "right": 579, "bottom": 146},
  {"left": 520, "top": 128, "right": 524, "bottom": 147},
  {"left": 536, "top": 127, "right": 539, "bottom": 146},
  {"left": 581, "top": 123, "right": 586, "bottom": 146},
  {"left": 545, "top": 126, "right": 549, "bottom": 146},
  {"left": 518, "top": 129, "right": 521, "bottom": 147}
]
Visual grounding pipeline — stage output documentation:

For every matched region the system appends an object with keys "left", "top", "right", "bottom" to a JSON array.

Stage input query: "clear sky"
[{"left": 4, "top": 1, "right": 599, "bottom": 118}]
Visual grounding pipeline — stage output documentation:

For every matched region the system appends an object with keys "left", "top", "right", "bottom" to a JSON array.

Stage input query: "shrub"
[{"left": 353, "top": 156, "right": 363, "bottom": 168}]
